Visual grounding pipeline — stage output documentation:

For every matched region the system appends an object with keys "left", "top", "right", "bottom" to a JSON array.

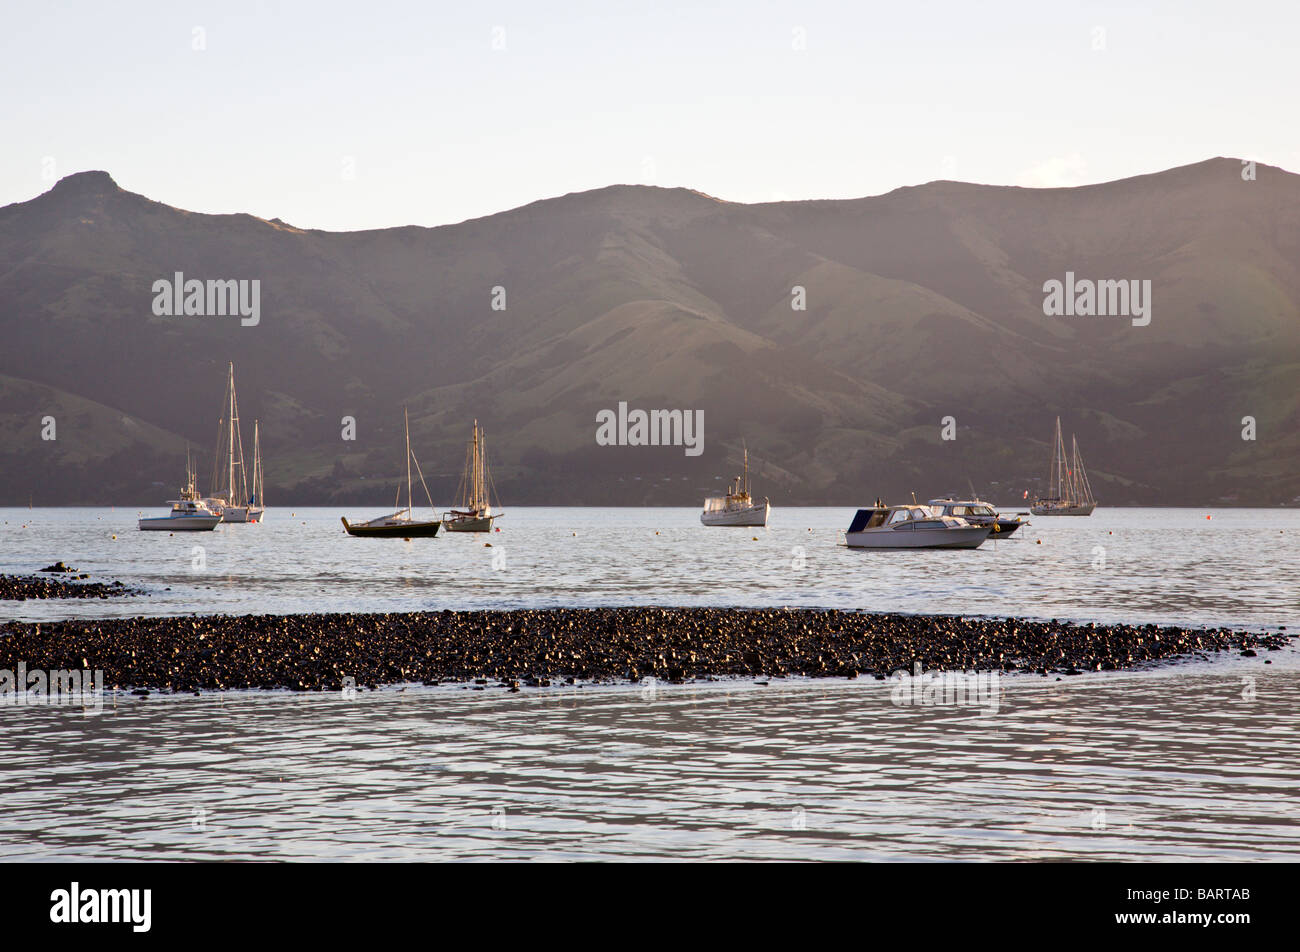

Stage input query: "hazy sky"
[{"left": 4, "top": 1, "right": 1297, "bottom": 231}]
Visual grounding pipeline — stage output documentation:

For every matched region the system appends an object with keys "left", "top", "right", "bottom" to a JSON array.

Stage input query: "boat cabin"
[{"left": 847, "top": 504, "right": 962, "bottom": 532}]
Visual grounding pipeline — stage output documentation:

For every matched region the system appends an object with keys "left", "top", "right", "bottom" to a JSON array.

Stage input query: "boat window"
[{"left": 888, "top": 509, "right": 912, "bottom": 525}]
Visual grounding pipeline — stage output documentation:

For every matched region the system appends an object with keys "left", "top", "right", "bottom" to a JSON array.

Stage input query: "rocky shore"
[
  {"left": 0, "top": 566, "right": 144, "bottom": 601},
  {"left": 0, "top": 607, "right": 1289, "bottom": 693}
]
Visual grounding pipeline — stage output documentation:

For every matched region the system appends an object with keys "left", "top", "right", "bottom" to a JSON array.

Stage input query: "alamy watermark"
[
  {"left": 1, "top": 663, "right": 104, "bottom": 712},
  {"left": 889, "top": 662, "right": 1000, "bottom": 714},
  {"left": 1042, "top": 272, "right": 1150, "bottom": 327},
  {"left": 595, "top": 401, "right": 703, "bottom": 456},
  {"left": 151, "top": 272, "right": 260, "bottom": 326}
]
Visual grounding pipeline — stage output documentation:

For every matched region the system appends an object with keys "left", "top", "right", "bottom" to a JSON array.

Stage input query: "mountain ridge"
[{"left": 1, "top": 157, "right": 1297, "bottom": 506}]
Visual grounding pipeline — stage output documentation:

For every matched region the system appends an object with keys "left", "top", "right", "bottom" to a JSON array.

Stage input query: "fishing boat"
[
  {"left": 929, "top": 497, "right": 1027, "bottom": 537},
  {"left": 701, "top": 444, "right": 770, "bottom": 527},
  {"left": 443, "top": 419, "right": 501, "bottom": 532},
  {"left": 341, "top": 408, "right": 441, "bottom": 537},
  {"left": 139, "top": 449, "right": 223, "bottom": 531},
  {"left": 205, "top": 363, "right": 264, "bottom": 523},
  {"left": 1031, "top": 417, "right": 1097, "bottom": 516},
  {"left": 843, "top": 504, "right": 990, "bottom": 549}
]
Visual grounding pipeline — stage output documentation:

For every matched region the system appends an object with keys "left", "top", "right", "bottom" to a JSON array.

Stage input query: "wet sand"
[{"left": 0, "top": 607, "right": 1289, "bottom": 692}]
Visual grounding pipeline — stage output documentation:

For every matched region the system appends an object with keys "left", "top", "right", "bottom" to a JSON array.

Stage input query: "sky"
[{"left": 3, "top": 0, "right": 1298, "bottom": 231}]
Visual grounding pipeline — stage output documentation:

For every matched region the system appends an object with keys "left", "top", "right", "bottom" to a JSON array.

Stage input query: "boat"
[
  {"left": 843, "top": 503, "right": 991, "bottom": 549},
  {"left": 929, "top": 497, "right": 1026, "bottom": 537},
  {"left": 246, "top": 420, "right": 265, "bottom": 522},
  {"left": 139, "top": 449, "right": 223, "bottom": 531},
  {"left": 341, "top": 408, "right": 441, "bottom": 537},
  {"left": 443, "top": 419, "right": 501, "bottom": 532},
  {"left": 1030, "top": 417, "right": 1097, "bottom": 516},
  {"left": 205, "top": 363, "right": 264, "bottom": 523},
  {"left": 701, "top": 443, "right": 770, "bottom": 527}
]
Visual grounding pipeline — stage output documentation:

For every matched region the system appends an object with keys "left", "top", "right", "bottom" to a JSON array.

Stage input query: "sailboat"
[
  {"left": 443, "top": 419, "right": 501, "bottom": 532},
  {"left": 341, "top": 408, "right": 441, "bottom": 537},
  {"left": 701, "top": 443, "right": 770, "bottom": 527},
  {"left": 248, "top": 420, "right": 265, "bottom": 520},
  {"left": 205, "top": 362, "right": 264, "bottom": 523},
  {"left": 139, "top": 447, "right": 223, "bottom": 531},
  {"left": 1030, "top": 417, "right": 1097, "bottom": 516}
]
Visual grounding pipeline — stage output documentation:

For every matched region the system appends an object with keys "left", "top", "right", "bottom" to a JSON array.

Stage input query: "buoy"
[
  {"left": 1036, "top": 539, "right": 1042, "bottom": 545},
  {"left": 484, "top": 542, "right": 492, "bottom": 547},
  {"left": 111, "top": 535, "right": 117, "bottom": 540},
  {"left": 1206, "top": 515, "right": 1212, "bottom": 520},
  {"left": 751, "top": 536, "right": 758, "bottom": 541}
]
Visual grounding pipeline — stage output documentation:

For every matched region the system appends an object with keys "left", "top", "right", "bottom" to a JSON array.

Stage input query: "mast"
[
  {"left": 251, "top": 420, "right": 263, "bottom": 506},
  {"left": 1055, "top": 417, "right": 1066, "bottom": 499},
  {"left": 743, "top": 443, "right": 750, "bottom": 498},
  {"left": 473, "top": 420, "right": 482, "bottom": 510},
  {"left": 227, "top": 364, "right": 235, "bottom": 506},
  {"left": 1073, "top": 435, "right": 1094, "bottom": 504},
  {"left": 404, "top": 407, "right": 412, "bottom": 515}
]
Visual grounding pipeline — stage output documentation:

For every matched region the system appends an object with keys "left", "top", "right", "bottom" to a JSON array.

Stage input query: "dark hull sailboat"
[
  {"left": 342, "top": 408, "right": 441, "bottom": 538},
  {"left": 341, "top": 516, "right": 440, "bottom": 537}
]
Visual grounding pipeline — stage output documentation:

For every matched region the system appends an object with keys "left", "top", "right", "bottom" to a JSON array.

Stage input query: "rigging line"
[{"left": 410, "top": 450, "right": 437, "bottom": 514}]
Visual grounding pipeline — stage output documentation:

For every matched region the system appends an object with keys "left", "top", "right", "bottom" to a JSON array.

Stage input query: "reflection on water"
[
  {"left": 2, "top": 506, "right": 1296, "bottom": 861},
  {"left": 2, "top": 507, "right": 1298, "bottom": 629},
  {"left": 2, "top": 658, "right": 1297, "bottom": 861}
]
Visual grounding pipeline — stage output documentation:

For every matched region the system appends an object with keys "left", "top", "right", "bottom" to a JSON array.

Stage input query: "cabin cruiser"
[
  {"left": 843, "top": 504, "right": 991, "bottom": 549},
  {"left": 139, "top": 453, "right": 223, "bottom": 531},
  {"left": 929, "top": 498, "right": 1026, "bottom": 537}
]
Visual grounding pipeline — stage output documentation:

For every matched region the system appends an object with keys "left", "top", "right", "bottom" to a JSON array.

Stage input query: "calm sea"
[{"left": 2, "top": 506, "right": 1297, "bottom": 861}]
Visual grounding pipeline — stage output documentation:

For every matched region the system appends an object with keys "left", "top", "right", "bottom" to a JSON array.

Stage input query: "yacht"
[
  {"left": 443, "top": 420, "right": 502, "bottom": 532},
  {"left": 929, "top": 497, "right": 1026, "bottom": 537},
  {"left": 342, "top": 408, "right": 441, "bottom": 537},
  {"left": 843, "top": 504, "right": 990, "bottom": 549},
  {"left": 1031, "top": 417, "right": 1096, "bottom": 516},
  {"left": 139, "top": 452, "right": 223, "bottom": 531},
  {"left": 701, "top": 444, "right": 769, "bottom": 527}
]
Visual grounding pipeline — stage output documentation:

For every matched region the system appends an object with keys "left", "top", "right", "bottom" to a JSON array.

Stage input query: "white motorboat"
[
  {"left": 843, "top": 504, "right": 991, "bottom": 549},
  {"left": 929, "top": 497, "right": 1027, "bottom": 537},
  {"left": 139, "top": 451, "right": 223, "bottom": 531},
  {"left": 1031, "top": 417, "right": 1096, "bottom": 516},
  {"left": 701, "top": 444, "right": 769, "bottom": 527}
]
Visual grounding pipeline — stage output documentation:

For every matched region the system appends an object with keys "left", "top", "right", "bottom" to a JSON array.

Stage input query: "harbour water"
[
  {"left": 1, "top": 506, "right": 1296, "bottom": 629},
  {"left": 2, "top": 507, "right": 1297, "bottom": 861}
]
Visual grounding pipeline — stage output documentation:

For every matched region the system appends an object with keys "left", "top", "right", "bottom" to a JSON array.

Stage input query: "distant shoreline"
[{"left": 0, "top": 607, "right": 1289, "bottom": 694}]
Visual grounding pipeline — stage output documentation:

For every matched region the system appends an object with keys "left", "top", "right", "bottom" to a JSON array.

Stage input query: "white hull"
[
  {"left": 1030, "top": 502, "right": 1095, "bottom": 516},
  {"left": 220, "top": 505, "right": 265, "bottom": 523},
  {"left": 139, "top": 515, "right": 221, "bottom": 531},
  {"left": 700, "top": 501, "right": 769, "bottom": 527},
  {"left": 444, "top": 510, "right": 497, "bottom": 532},
  {"left": 845, "top": 525, "right": 990, "bottom": 549}
]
